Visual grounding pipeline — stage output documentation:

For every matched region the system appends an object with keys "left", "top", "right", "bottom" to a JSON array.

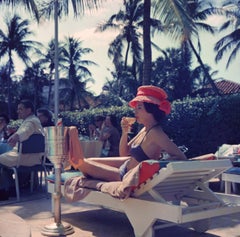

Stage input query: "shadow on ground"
[{"left": 62, "top": 209, "right": 223, "bottom": 237}]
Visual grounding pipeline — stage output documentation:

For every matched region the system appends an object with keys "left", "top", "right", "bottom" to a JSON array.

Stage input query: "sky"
[
  {"left": 0, "top": 0, "right": 239, "bottom": 95},
  {"left": 29, "top": 0, "right": 123, "bottom": 95},
  {"left": 0, "top": 0, "right": 123, "bottom": 95}
]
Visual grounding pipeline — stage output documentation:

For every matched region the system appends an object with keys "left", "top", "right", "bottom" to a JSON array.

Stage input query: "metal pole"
[
  {"left": 53, "top": 163, "right": 62, "bottom": 224},
  {"left": 54, "top": 0, "right": 59, "bottom": 124},
  {"left": 41, "top": 1, "right": 74, "bottom": 234}
]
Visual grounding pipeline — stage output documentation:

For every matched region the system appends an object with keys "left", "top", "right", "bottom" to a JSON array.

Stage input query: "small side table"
[{"left": 222, "top": 167, "right": 240, "bottom": 194}]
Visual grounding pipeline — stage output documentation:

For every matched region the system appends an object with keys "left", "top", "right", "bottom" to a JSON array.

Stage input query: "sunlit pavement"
[{"left": 1, "top": 184, "right": 240, "bottom": 237}]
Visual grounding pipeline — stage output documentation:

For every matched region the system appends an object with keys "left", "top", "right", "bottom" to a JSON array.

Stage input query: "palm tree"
[
  {"left": 20, "top": 61, "right": 47, "bottom": 108},
  {"left": 61, "top": 36, "right": 97, "bottom": 110},
  {"left": 214, "top": 3, "right": 240, "bottom": 69},
  {"left": 39, "top": 0, "right": 103, "bottom": 18},
  {"left": 38, "top": 0, "right": 103, "bottom": 119},
  {"left": 142, "top": 0, "right": 151, "bottom": 85},
  {"left": 0, "top": 14, "right": 42, "bottom": 117},
  {"left": 37, "top": 40, "right": 56, "bottom": 106},
  {"left": 151, "top": 47, "right": 194, "bottom": 100},
  {"left": 0, "top": 0, "right": 39, "bottom": 20},
  {"left": 0, "top": 64, "right": 8, "bottom": 101},
  {"left": 97, "top": 0, "right": 143, "bottom": 77},
  {"left": 37, "top": 39, "right": 65, "bottom": 106},
  {"left": 152, "top": 0, "right": 221, "bottom": 96}
]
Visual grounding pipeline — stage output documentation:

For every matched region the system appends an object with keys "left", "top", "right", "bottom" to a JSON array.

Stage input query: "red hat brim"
[{"left": 129, "top": 85, "right": 171, "bottom": 115}]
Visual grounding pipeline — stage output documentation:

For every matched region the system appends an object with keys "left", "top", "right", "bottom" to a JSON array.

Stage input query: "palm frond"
[
  {"left": 215, "top": 29, "right": 240, "bottom": 67},
  {"left": 153, "top": 0, "right": 197, "bottom": 42},
  {"left": 39, "top": 0, "right": 103, "bottom": 20}
]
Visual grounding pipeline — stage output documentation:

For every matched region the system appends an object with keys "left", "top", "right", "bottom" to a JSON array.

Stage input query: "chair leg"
[
  {"left": 30, "top": 171, "right": 41, "bottom": 192},
  {"left": 43, "top": 169, "right": 48, "bottom": 192},
  {"left": 39, "top": 170, "right": 43, "bottom": 188},
  {"left": 232, "top": 182, "right": 237, "bottom": 193},
  {"left": 30, "top": 171, "right": 34, "bottom": 193},
  {"left": 30, "top": 169, "right": 46, "bottom": 192},
  {"left": 41, "top": 165, "right": 49, "bottom": 193},
  {"left": 12, "top": 168, "right": 20, "bottom": 201}
]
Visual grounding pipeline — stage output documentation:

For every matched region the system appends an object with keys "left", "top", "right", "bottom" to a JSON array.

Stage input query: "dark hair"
[
  {"left": 0, "top": 113, "right": 10, "bottom": 124},
  {"left": 143, "top": 102, "right": 166, "bottom": 123},
  {"left": 37, "top": 108, "right": 53, "bottom": 121},
  {"left": 94, "top": 115, "right": 105, "bottom": 122},
  {"left": 107, "top": 114, "right": 118, "bottom": 127},
  {"left": 19, "top": 100, "right": 34, "bottom": 112}
]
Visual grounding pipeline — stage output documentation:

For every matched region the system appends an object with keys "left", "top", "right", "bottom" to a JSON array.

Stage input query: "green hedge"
[
  {"left": 61, "top": 93, "right": 240, "bottom": 158},
  {"left": 165, "top": 94, "right": 240, "bottom": 157},
  {"left": 61, "top": 106, "right": 135, "bottom": 136}
]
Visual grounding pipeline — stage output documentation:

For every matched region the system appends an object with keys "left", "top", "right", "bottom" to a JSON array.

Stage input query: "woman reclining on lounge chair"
[{"left": 69, "top": 85, "right": 187, "bottom": 182}]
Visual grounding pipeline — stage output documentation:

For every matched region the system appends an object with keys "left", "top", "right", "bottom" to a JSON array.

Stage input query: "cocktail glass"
[{"left": 125, "top": 117, "right": 136, "bottom": 133}]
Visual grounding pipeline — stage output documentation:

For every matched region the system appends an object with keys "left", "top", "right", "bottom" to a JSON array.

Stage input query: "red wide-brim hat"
[{"left": 129, "top": 85, "right": 171, "bottom": 115}]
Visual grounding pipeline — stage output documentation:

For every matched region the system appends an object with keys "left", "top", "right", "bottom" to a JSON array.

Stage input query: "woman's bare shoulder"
[{"left": 150, "top": 126, "right": 167, "bottom": 138}]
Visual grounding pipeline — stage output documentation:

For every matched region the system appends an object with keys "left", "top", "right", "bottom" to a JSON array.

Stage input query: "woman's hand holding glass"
[{"left": 121, "top": 117, "right": 136, "bottom": 134}]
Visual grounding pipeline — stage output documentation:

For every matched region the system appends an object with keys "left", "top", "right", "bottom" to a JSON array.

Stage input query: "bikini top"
[{"left": 130, "top": 124, "right": 159, "bottom": 162}]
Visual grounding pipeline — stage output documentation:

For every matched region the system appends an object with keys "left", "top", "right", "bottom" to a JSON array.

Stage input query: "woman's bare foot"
[{"left": 69, "top": 157, "right": 83, "bottom": 170}]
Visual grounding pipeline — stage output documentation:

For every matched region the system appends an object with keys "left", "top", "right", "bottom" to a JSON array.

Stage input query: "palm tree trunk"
[
  {"left": 188, "top": 40, "right": 221, "bottom": 96},
  {"left": 47, "top": 72, "right": 53, "bottom": 106},
  {"left": 7, "top": 55, "right": 13, "bottom": 118},
  {"left": 7, "top": 69, "right": 12, "bottom": 118},
  {"left": 124, "top": 41, "right": 130, "bottom": 69},
  {"left": 142, "top": 0, "right": 152, "bottom": 85}
]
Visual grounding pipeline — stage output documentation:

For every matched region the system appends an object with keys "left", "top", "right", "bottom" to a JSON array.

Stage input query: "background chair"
[{"left": 9, "top": 133, "right": 47, "bottom": 201}]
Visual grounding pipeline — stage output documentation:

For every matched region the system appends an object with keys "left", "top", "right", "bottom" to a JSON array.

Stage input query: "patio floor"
[{"left": 1, "top": 182, "right": 240, "bottom": 237}]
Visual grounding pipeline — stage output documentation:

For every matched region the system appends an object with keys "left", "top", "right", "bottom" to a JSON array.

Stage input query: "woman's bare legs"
[
  {"left": 70, "top": 157, "right": 130, "bottom": 182},
  {"left": 78, "top": 156, "right": 131, "bottom": 181},
  {"left": 87, "top": 156, "right": 130, "bottom": 168},
  {"left": 78, "top": 159, "right": 122, "bottom": 181},
  {"left": 69, "top": 156, "right": 122, "bottom": 181}
]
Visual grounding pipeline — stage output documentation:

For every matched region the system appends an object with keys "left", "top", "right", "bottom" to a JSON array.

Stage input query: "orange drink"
[
  {"left": 125, "top": 117, "right": 136, "bottom": 125},
  {"left": 125, "top": 117, "right": 136, "bottom": 133}
]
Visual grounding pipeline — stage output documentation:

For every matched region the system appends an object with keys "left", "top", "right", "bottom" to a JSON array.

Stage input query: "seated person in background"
[
  {"left": 37, "top": 108, "right": 54, "bottom": 127},
  {"left": 0, "top": 113, "right": 9, "bottom": 141},
  {"left": 100, "top": 115, "right": 120, "bottom": 157},
  {"left": 0, "top": 100, "right": 44, "bottom": 200},
  {"left": 88, "top": 115, "right": 105, "bottom": 140},
  {"left": 0, "top": 113, "right": 13, "bottom": 154},
  {"left": 69, "top": 85, "right": 187, "bottom": 182},
  {"left": 88, "top": 123, "right": 97, "bottom": 140}
]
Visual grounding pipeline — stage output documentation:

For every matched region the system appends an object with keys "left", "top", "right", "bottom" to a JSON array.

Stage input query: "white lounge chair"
[{"left": 47, "top": 159, "right": 240, "bottom": 237}]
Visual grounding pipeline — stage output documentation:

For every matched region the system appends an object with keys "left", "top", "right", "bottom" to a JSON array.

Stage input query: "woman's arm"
[
  {"left": 159, "top": 132, "right": 187, "bottom": 160},
  {"left": 119, "top": 117, "right": 130, "bottom": 156},
  {"left": 142, "top": 129, "right": 187, "bottom": 161},
  {"left": 119, "top": 132, "right": 129, "bottom": 156}
]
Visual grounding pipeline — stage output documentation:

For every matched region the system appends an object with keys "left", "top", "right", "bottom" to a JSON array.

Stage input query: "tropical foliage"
[
  {"left": 0, "top": 0, "right": 103, "bottom": 117},
  {"left": 0, "top": 14, "right": 42, "bottom": 116},
  {"left": 60, "top": 93, "right": 240, "bottom": 157},
  {"left": 0, "top": 0, "right": 39, "bottom": 19},
  {"left": 214, "top": 2, "right": 240, "bottom": 68},
  {"left": 59, "top": 36, "right": 97, "bottom": 110},
  {"left": 36, "top": 39, "right": 65, "bottom": 106},
  {"left": 96, "top": 0, "right": 144, "bottom": 95},
  {"left": 0, "top": 0, "right": 239, "bottom": 119}
]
